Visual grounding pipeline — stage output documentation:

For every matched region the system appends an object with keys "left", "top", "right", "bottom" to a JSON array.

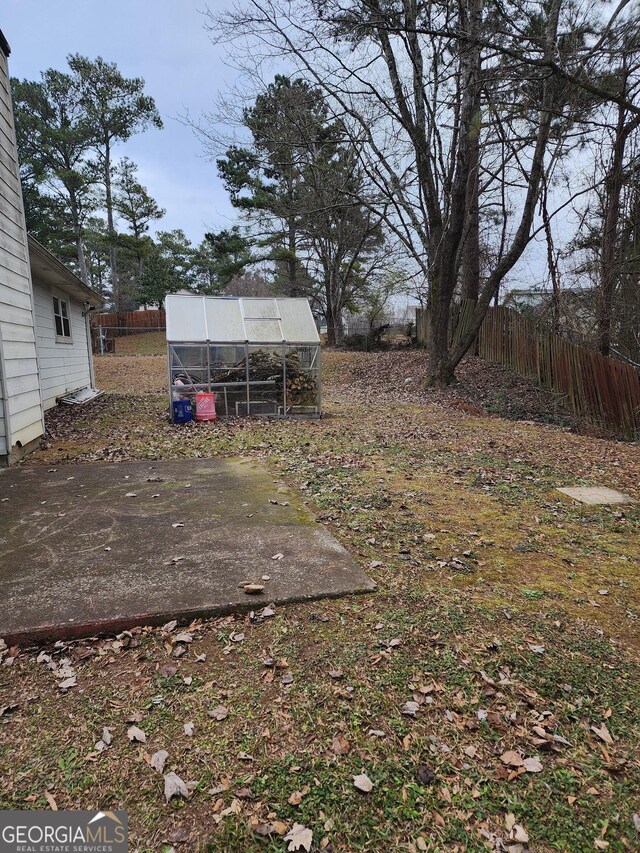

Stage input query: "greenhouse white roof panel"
[
  {"left": 165, "top": 295, "right": 320, "bottom": 344},
  {"left": 205, "top": 298, "right": 246, "bottom": 342}
]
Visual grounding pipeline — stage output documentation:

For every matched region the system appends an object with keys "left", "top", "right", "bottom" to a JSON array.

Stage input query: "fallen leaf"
[
  {"left": 252, "top": 820, "right": 287, "bottom": 836},
  {"left": 590, "top": 723, "right": 614, "bottom": 745},
  {"left": 127, "top": 711, "right": 144, "bottom": 723},
  {"left": 523, "top": 756, "right": 543, "bottom": 773},
  {"left": 353, "top": 773, "right": 373, "bottom": 793},
  {"left": 164, "top": 772, "right": 189, "bottom": 803},
  {"left": 415, "top": 764, "right": 436, "bottom": 786},
  {"left": 44, "top": 791, "right": 58, "bottom": 811},
  {"left": 500, "top": 750, "right": 524, "bottom": 767},
  {"left": 288, "top": 785, "right": 310, "bottom": 805},
  {"left": 166, "top": 827, "right": 189, "bottom": 844},
  {"left": 127, "top": 725, "right": 147, "bottom": 743},
  {"left": 174, "top": 632, "right": 193, "bottom": 643},
  {"left": 151, "top": 750, "right": 169, "bottom": 773},
  {"left": 284, "top": 823, "right": 313, "bottom": 852},
  {"left": 184, "top": 722, "right": 194, "bottom": 737},
  {"left": 332, "top": 734, "right": 350, "bottom": 755},
  {"left": 208, "top": 706, "right": 229, "bottom": 721},
  {"left": 512, "top": 824, "right": 529, "bottom": 843}
]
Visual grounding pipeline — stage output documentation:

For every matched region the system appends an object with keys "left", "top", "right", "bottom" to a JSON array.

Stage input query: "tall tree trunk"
[
  {"left": 461, "top": 142, "right": 480, "bottom": 303},
  {"left": 75, "top": 228, "right": 89, "bottom": 285},
  {"left": 71, "top": 209, "right": 89, "bottom": 286},
  {"left": 461, "top": 0, "right": 482, "bottom": 305},
  {"left": 449, "top": 0, "right": 562, "bottom": 371},
  {"left": 429, "top": 277, "right": 456, "bottom": 384},
  {"left": 103, "top": 139, "right": 120, "bottom": 310},
  {"left": 324, "top": 262, "right": 345, "bottom": 346},
  {"left": 325, "top": 297, "right": 338, "bottom": 346},
  {"left": 426, "top": 0, "right": 479, "bottom": 385},
  {"left": 598, "top": 99, "right": 630, "bottom": 357},
  {"left": 287, "top": 221, "right": 298, "bottom": 296},
  {"left": 541, "top": 177, "right": 561, "bottom": 334},
  {"left": 66, "top": 187, "right": 89, "bottom": 285}
]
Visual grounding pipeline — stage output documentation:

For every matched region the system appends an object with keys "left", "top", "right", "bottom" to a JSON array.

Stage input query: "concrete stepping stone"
[{"left": 557, "top": 486, "right": 633, "bottom": 505}]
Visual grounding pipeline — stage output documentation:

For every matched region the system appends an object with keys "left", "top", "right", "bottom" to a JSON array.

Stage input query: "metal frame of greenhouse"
[{"left": 165, "top": 295, "right": 322, "bottom": 419}]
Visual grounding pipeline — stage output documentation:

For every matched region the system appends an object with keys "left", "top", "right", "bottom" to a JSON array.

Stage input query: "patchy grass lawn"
[
  {"left": 111, "top": 330, "right": 167, "bottom": 356},
  {"left": 1, "top": 351, "right": 639, "bottom": 852}
]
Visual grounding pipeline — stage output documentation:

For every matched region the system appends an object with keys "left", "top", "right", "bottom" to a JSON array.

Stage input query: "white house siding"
[
  {"left": 0, "top": 40, "right": 43, "bottom": 461},
  {"left": 33, "top": 282, "right": 92, "bottom": 409}
]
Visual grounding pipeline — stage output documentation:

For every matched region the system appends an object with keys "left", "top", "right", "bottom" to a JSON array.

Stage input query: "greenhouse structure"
[{"left": 165, "top": 294, "right": 322, "bottom": 420}]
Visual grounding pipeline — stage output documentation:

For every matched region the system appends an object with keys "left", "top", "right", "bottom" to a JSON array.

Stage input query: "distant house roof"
[
  {"left": 28, "top": 237, "right": 105, "bottom": 308},
  {"left": 503, "top": 287, "right": 596, "bottom": 309},
  {"left": 165, "top": 295, "right": 320, "bottom": 344}
]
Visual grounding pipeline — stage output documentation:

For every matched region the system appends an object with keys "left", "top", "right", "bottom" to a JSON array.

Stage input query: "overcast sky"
[
  {"left": 3, "top": 0, "right": 554, "bottom": 293},
  {"left": 3, "top": 0, "right": 237, "bottom": 246}
]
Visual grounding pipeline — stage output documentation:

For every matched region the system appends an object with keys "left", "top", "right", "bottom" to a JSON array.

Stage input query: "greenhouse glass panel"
[{"left": 165, "top": 295, "right": 321, "bottom": 421}]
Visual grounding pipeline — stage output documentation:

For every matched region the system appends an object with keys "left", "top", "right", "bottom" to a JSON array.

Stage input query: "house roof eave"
[{"left": 27, "top": 236, "right": 105, "bottom": 308}]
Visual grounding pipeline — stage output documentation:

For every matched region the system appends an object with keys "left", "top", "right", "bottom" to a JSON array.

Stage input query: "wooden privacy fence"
[
  {"left": 90, "top": 309, "right": 166, "bottom": 354},
  {"left": 90, "top": 309, "right": 165, "bottom": 334},
  {"left": 416, "top": 302, "right": 640, "bottom": 439}
]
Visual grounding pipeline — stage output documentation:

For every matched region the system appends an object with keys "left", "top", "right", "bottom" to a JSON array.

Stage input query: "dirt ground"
[{"left": 0, "top": 350, "right": 638, "bottom": 852}]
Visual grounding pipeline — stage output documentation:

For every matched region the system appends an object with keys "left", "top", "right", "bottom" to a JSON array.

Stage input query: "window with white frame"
[{"left": 53, "top": 295, "right": 72, "bottom": 340}]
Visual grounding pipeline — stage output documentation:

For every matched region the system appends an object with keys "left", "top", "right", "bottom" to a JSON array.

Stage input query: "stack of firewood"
[{"left": 209, "top": 349, "right": 317, "bottom": 404}]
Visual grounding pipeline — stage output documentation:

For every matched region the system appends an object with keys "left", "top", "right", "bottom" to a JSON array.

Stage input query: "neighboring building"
[
  {"left": 502, "top": 288, "right": 549, "bottom": 312},
  {"left": 0, "top": 30, "right": 104, "bottom": 466},
  {"left": 503, "top": 286, "right": 598, "bottom": 345}
]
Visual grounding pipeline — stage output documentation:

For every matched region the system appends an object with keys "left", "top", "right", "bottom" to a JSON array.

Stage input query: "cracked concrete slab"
[{"left": 0, "top": 459, "right": 374, "bottom": 644}]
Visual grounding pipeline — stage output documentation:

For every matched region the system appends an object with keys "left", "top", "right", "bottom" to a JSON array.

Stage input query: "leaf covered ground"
[{"left": 1, "top": 350, "right": 639, "bottom": 852}]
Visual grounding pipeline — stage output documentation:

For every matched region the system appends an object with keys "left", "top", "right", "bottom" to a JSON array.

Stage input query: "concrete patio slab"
[
  {"left": 0, "top": 459, "right": 374, "bottom": 644},
  {"left": 557, "top": 486, "right": 634, "bottom": 505}
]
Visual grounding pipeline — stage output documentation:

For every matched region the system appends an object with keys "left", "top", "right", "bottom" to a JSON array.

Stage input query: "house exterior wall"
[
  {"left": 33, "top": 281, "right": 92, "bottom": 409},
  {"left": 0, "top": 39, "right": 43, "bottom": 464}
]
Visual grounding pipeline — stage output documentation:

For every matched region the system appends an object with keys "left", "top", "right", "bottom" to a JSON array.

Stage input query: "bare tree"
[
  {"left": 596, "top": 47, "right": 640, "bottom": 356},
  {"left": 205, "top": 0, "right": 635, "bottom": 383}
]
